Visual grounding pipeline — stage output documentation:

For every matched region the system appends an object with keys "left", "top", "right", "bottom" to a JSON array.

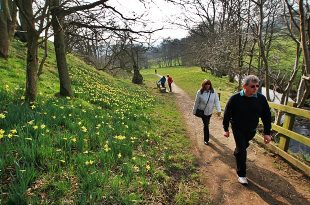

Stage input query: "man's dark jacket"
[{"left": 223, "top": 92, "right": 272, "bottom": 135}]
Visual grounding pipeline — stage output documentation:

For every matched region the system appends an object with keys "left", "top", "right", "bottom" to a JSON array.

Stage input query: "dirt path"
[{"left": 171, "top": 83, "right": 310, "bottom": 205}]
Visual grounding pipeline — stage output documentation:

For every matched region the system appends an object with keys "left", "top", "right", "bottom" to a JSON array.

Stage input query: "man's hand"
[
  {"left": 224, "top": 131, "right": 229, "bottom": 138},
  {"left": 217, "top": 112, "right": 221, "bottom": 117},
  {"left": 264, "top": 135, "right": 272, "bottom": 144}
]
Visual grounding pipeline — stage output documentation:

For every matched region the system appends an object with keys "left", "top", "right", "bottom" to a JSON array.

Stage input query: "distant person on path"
[
  {"left": 155, "top": 69, "right": 157, "bottom": 74},
  {"left": 193, "top": 79, "right": 221, "bottom": 145},
  {"left": 167, "top": 75, "right": 173, "bottom": 92},
  {"left": 223, "top": 75, "right": 272, "bottom": 185},
  {"left": 158, "top": 75, "right": 166, "bottom": 88}
]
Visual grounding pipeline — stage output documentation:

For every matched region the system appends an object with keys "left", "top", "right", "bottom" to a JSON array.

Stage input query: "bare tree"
[
  {"left": 296, "top": 0, "right": 310, "bottom": 107},
  {"left": 48, "top": 0, "right": 159, "bottom": 93},
  {"left": 0, "top": 0, "right": 17, "bottom": 58},
  {"left": 15, "top": 0, "right": 48, "bottom": 102}
]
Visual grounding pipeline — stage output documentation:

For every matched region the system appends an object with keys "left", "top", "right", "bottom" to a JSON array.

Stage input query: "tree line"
[
  {"left": 1, "top": 0, "right": 309, "bottom": 109},
  {"left": 148, "top": 0, "right": 310, "bottom": 109}
]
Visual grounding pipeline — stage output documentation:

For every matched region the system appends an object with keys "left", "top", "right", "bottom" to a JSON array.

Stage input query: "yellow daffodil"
[
  {"left": 10, "top": 129, "right": 17, "bottom": 134},
  {"left": 117, "top": 153, "right": 122, "bottom": 158},
  {"left": 33, "top": 125, "right": 38, "bottom": 130},
  {"left": 30, "top": 104, "right": 36, "bottom": 109},
  {"left": 71, "top": 137, "right": 77, "bottom": 143},
  {"left": 133, "top": 165, "right": 139, "bottom": 172},
  {"left": 85, "top": 160, "right": 94, "bottom": 165},
  {"left": 60, "top": 160, "right": 66, "bottom": 163},
  {"left": 0, "top": 113, "right": 5, "bottom": 119},
  {"left": 40, "top": 124, "right": 46, "bottom": 129},
  {"left": 146, "top": 164, "right": 151, "bottom": 171},
  {"left": 103, "top": 144, "right": 110, "bottom": 152},
  {"left": 81, "top": 126, "right": 87, "bottom": 132},
  {"left": 114, "top": 135, "right": 126, "bottom": 140},
  {"left": 0, "top": 129, "right": 5, "bottom": 140},
  {"left": 7, "top": 133, "right": 13, "bottom": 138},
  {"left": 27, "top": 120, "right": 34, "bottom": 125}
]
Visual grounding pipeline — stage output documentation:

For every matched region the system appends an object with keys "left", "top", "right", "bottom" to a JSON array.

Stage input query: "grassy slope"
[
  {"left": 142, "top": 66, "right": 237, "bottom": 109},
  {"left": 0, "top": 41, "right": 210, "bottom": 204}
]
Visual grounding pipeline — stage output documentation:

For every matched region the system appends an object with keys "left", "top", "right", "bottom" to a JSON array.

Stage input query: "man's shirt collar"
[{"left": 240, "top": 90, "right": 258, "bottom": 98}]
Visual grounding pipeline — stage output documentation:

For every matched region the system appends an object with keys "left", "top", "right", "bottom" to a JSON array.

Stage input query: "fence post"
[{"left": 278, "top": 102, "right": 296, "bottom": 151}]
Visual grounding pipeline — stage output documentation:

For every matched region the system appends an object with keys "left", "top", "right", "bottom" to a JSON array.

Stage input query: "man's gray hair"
[{"left": 242, "top": 75, "right": 260, "bottom": 86}]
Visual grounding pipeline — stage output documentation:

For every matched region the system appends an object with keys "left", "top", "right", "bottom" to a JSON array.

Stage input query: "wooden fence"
[{"left": 256, "top": 102, "right": 310, "bottom": 176}]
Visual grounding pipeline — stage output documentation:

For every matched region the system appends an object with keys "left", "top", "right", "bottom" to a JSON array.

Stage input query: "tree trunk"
[
  {"left": 19, "top": 0, "right": 39, "bottom": 102},
  {"left": 258, "top": 0, "right": 271, "bottom": 101},
  {"left": 8, "top": 0, "right": 16, "bottom": 40},
  {"left": 296, "top": 0, "right": 310, "bottom": 107},
  {"left": 132, "top": 67, "right": 143, "bottom": 84},
  {"left": 25, "top": 33, "right": 39, "bottom": 102},
  {"left": 0, "top": 0, "right": 11, "bottom": 58},
  {"left": 50, "top": 0, "right": 73, "bottom": 97}
]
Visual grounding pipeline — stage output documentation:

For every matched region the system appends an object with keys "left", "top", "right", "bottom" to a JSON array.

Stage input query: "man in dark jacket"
[
  {"left": 223, "top": 75, "right": 272, "bottom": 185},
  {"left": 158, "top": 76, "right": 166, "bottom": 88}
]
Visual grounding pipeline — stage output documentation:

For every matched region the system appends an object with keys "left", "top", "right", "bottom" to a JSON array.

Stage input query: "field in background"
[{"left": 141, "top": 66, "right": 237, "bottom": 109}]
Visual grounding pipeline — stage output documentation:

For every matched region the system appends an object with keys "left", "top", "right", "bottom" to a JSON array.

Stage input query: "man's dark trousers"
[{"left": 232, "top": 128, "right": 256, "bottom": 177}]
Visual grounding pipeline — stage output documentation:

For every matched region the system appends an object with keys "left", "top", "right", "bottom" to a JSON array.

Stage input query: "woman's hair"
[{"left": 200, "top": 79, "right": 214, "bottom": 94}]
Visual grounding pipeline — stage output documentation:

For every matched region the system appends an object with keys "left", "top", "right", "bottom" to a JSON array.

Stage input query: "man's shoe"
[
  {"left": 204, "top": 141, "right": 209, "bottom": 145},
  {"left": 238, "top": 177, "right": 248, "bottom": 185}
]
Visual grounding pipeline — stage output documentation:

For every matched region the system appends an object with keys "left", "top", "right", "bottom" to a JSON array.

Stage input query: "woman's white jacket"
[{"left": 192, "top": 89, "right": 221, "bottom": 116}]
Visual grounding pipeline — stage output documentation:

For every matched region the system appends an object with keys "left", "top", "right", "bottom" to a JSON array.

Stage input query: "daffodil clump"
[
  {"left": 0, "top": 54, "right": 161, "bottom": 204},
  {"left": 0, "top": 45, "right": 201, "bottom": 204}
]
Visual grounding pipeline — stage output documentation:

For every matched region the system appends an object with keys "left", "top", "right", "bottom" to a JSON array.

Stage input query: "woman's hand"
[{"left": 223, "top": 131, "right": 229, "bottom": 138}]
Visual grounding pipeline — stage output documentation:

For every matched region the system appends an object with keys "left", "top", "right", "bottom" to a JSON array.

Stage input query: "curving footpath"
[{"left": 171, "top": 83, "right": 310, "bottom": 205}]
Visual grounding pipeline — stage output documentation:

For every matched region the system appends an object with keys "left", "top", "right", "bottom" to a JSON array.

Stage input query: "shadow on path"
[
  {"left": 166, "top": 78, "right": 309, "bottom": 204},
  {"left": 202, "top": 134, "right": 310, "bottom": 205}
]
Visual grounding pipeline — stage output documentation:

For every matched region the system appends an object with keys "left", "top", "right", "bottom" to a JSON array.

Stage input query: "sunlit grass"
[
  {"left": 141, "top": 66, "right": 237, "bottom": 108},
  {"left": 0, "top": 40, "right": 210, "bottom": 204}
]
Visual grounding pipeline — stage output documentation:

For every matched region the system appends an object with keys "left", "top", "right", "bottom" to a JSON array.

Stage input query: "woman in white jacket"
[{"left": 193, "top": 79, "right": 221, "bottom": 145}]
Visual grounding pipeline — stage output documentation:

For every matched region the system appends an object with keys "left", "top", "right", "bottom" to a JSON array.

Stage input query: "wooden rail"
[{"left": 257, "top": 102, "right": 310, "bottom": 176}]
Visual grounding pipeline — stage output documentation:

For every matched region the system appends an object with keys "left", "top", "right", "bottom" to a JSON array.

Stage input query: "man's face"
[{"left": 244, "top": 81, "right": 259, "bottom": 96}]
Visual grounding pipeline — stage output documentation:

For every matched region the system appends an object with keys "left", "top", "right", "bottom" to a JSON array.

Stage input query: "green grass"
[
  {"left": 0, "top": 40, "right": 210, "bottom": 204},
  {"left": 141, "top": 66, "right": 237, "bottom": 109}
]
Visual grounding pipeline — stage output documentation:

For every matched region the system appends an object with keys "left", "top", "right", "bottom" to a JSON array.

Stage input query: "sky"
[{"left": 108, "top": 0, "right": 189, "bottom": 43}]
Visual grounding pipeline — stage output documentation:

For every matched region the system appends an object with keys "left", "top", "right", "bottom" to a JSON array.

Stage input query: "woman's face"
[{"left": 204, "top": 83, "right": 211, "bottom": 90}]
